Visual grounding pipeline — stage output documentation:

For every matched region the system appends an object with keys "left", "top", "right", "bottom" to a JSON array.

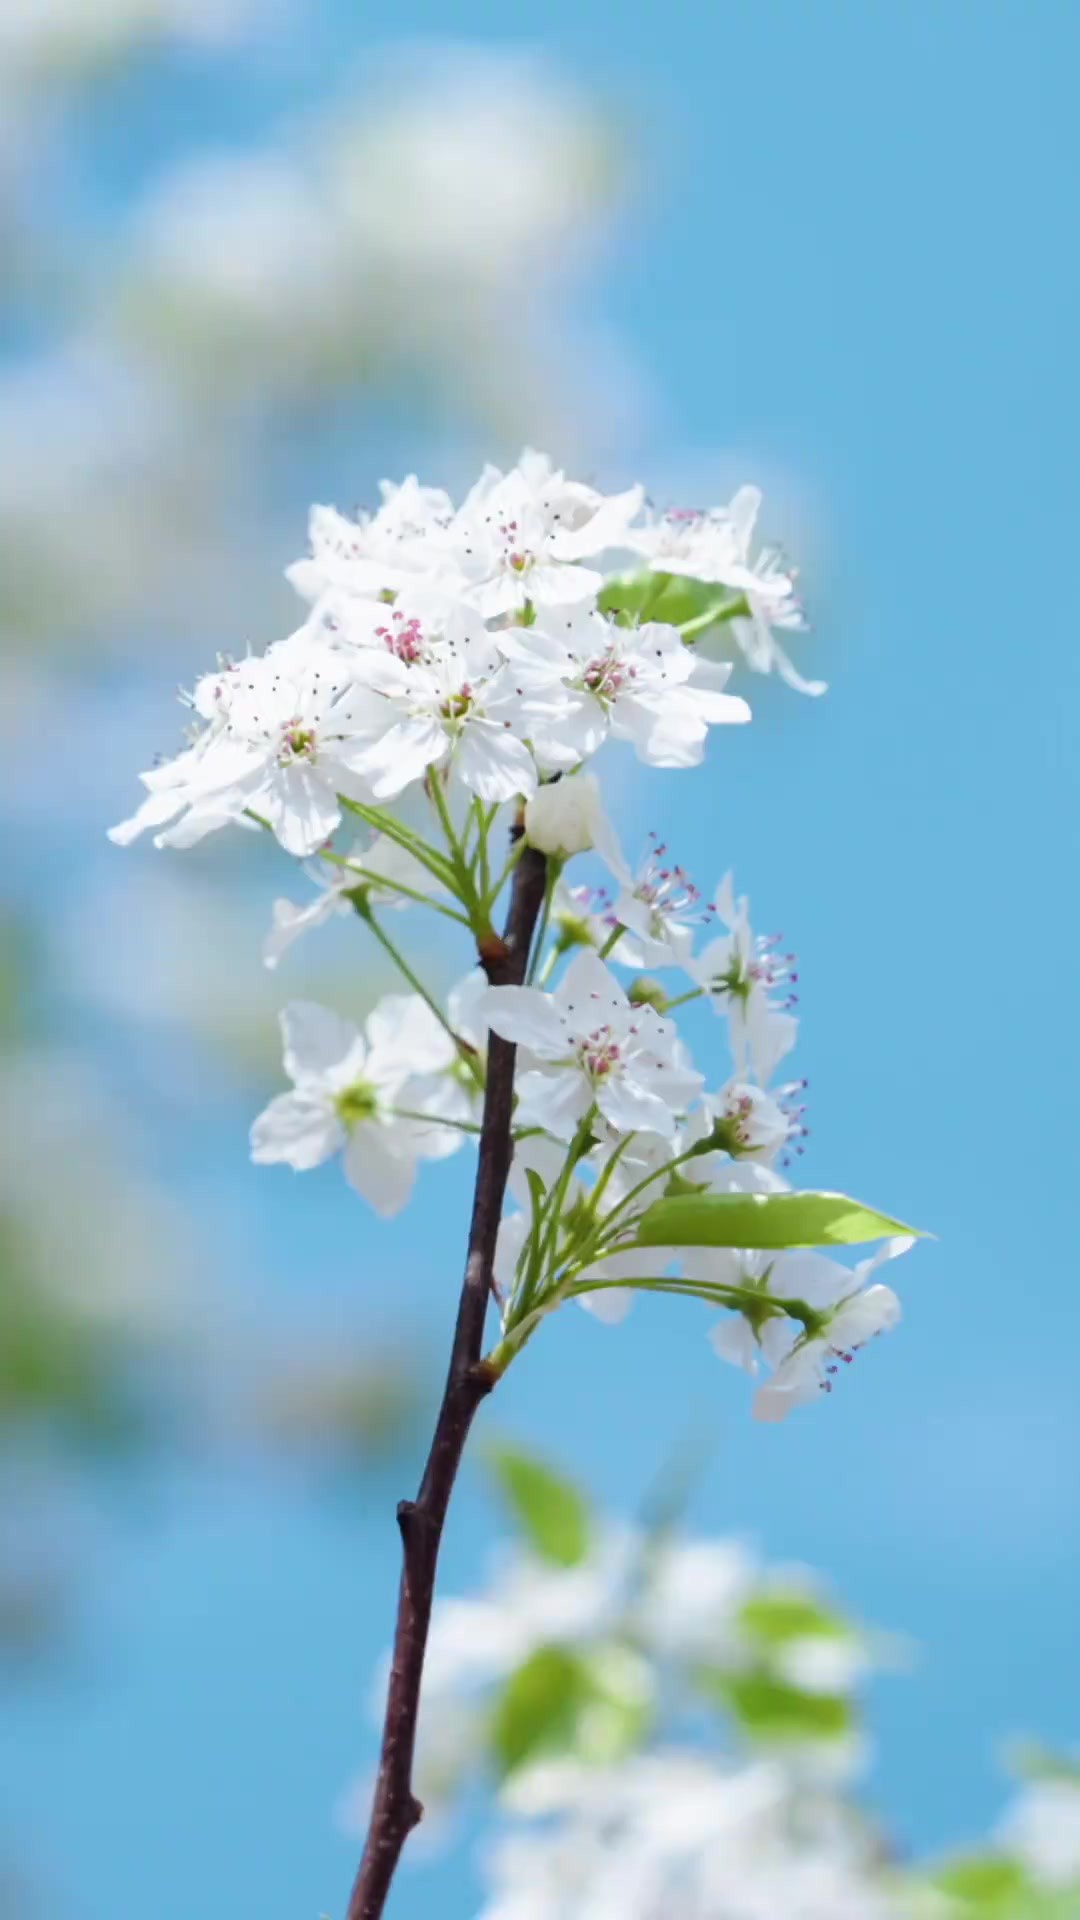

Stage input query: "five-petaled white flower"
[
  {"left": 687, "top": 871, "right": 798, "bottom": 1084},
  {"left": 598, "top": 830, "right": 714, "bottom": 969},
  {"left": 250, "top": 997, "right": 465, "bottom": 1215},
  {"left": 480, "top": 951, "right": 704, "bottom": 1142},
  {"left": 698, "top": 1079, "right": 800, "bottom": 1164},
  {"left": 713, "top": 485, "right": 825, "bottom": 698},
  {"left": 342, "top": 610, "right": 544, "bottom": 803},
  {"left": 110, "top": 637, "right": 379, "bottom": 858},
  {"left": 626, "top": 487, "right": 823, "bottom": 696},
  {"left": 442, "top": 452, "right": 644, "bottom": 619},
  {"left": 286, "top": 475, "right": 456, "bottom": 605},
  {"left": 498, "top": 609, "right": 750, "bottom": 772},
  {"left": 689, "top": 1237, "right": 912, "bottom": 1421}
]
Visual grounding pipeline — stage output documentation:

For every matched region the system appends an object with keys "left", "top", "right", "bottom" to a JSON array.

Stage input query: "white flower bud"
[{"left": 524, "top": 774, "right": 603, "bottom": 858}]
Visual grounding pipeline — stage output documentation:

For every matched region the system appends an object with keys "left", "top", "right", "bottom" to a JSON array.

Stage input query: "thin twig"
[{"left": 344, "top": 830, "right": 548, "bottom": 1920}]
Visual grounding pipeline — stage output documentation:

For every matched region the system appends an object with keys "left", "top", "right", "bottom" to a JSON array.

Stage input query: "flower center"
[
  {"left": 713, "top": 1089, "right": 756, "bottom": 1153},
  {"left": 633, "top": 837, "right": 710, "bottom": 940},
  {"left": 581, "top": 648, "right": 634, "bottom": 701},
  {"left": 708, "top": 957, "right": 752, "bottom": 1006},
  {"left": 496, "top": 518, "right": 533, "bottom": 573},
  {"left": 280, "top": 724, "right": 317, "bottom": 763},
  {"left": 334, "top": 1080, "right": 379, "bottom": 1125},
  {"left": 375, "top": 612, "right": 425, "bottom": 662},
  {"left": 439, "top": 685, "right": 474, "bottom": 725},
  {"left": 579, "top": 1025, "right": 622, "bottom": 1080}
]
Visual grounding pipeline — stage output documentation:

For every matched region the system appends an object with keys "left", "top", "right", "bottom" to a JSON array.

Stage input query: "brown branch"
[{"left": 344, "top": 836, "right": 548, "bottom": 1920}]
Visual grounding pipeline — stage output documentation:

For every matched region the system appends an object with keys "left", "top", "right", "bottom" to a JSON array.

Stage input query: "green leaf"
[
  {"left": 1009, "top": 1740, "right": 1080, "bottom": 1787},
  {"left": 597, "top": 571, "right": 742, "bottom": 634},
  {"left": 935, "top": 1859, "right": 1031, "bottom": 1903},
  {"left": 524, "top": 1167, "right": 548, "bottom": 1219},
  {"left": 491, "top": 1646, "right": 586, "bottom": 1775},
  {"left": 634, "top": 1190, "right": 923, "bottom": 1251},
  {"left": 739, "top": 1590, "right": 850, "bottom": 1648},
  {"left": 929, "top": 1856, "right": 1079, "bottom": 1917},
  {"left": 697, "top": 1664, "right": 853, "bottom": 1742},
  {"left": 486, "top": 1443, "right": 591, "bottom": 1567},
  {"left": 490, "top": 1643, "right": 651, "bottom": 1778}
]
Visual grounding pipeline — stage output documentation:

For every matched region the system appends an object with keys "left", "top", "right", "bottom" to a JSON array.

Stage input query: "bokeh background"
[{"left": 2, "top": 2, "right": 1078, "bottom": 1915}]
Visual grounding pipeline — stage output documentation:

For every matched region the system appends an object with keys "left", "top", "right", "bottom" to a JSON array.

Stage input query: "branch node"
[
  {"left": 467, "top": 1358, "right": 499, "bottom": 1398},
  {"left": 477, "top": 930, "right": 511, "bottom": 976}
]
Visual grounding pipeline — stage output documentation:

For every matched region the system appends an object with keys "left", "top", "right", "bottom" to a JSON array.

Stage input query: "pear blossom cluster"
[
  {"left": 109, "top": 450, "right": 818, "bottom": 861},
  {"left": 348, "top": 1488, "right": 905, "bottom": 1919},
  {"left": 352, "top": 1475, "right": 1078, "bottom": 1920},
  {"left": 385, "top": 1524, "right": 871, "bottom": 1813},
  {"left": 478, "top": 1756, "right": 903, "bottom": 1920},
  {"left": 111, "top": 451, "right": 914, "bottom": 1425}
]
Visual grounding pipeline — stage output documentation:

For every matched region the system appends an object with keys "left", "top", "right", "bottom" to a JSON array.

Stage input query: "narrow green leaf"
[
  {"left": 524, "top": 1167, "right": 547, "bottom": 1223},
  {"left": 486, "top": 1443, "right": 591, "bottom": 1567},
  {"left": 337, "top": 796, "right": 458, "bottom": 889},
  {"left": 634, "top": 1190, "right": 923, "bottom": 1251}
]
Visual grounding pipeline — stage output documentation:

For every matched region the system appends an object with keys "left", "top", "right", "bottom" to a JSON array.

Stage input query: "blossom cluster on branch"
[
  {"left": 356, "top": 1446, "right": 1080, "bottom": 1920},
  {"left": 111, "top": 449, "right": 919, "bottom": 1424}
]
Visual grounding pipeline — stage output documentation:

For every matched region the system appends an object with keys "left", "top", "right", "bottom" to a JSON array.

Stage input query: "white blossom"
[
  {"left": 422, "top": 1529, "right": 637, "bottom": 1699},
  {"left": 548, "top": 877, "right": 613, "bottom": 955},
  {"left": 249, "top": 997, "right": 464, "bottom": 1216},
  {"left": 598, "top": 831, "right": 714, "bottom": 968},
  {"left": 634, "top": 1538, "right": 756, "bottom": 1661},
  {"left": 717, "top": 486, "right": 825, "bottom": 698},
  {"left": 286, "top": 477, "right": 457, "bottom": 605},
  {"left": 688, "top": 872, "right": 798, "bottom": 1083},
  {"left": 110, "top": 637, "right": 377, "bottom": 858},
  {"left": 690, "top": 1237, "right": 913, "bottom": 1421},
  {"left": 697, "top": 1079, "right": 804, "bottom": 1165},
  {"left": 625, "top": 502, "right": 760, "bottom": 583},
  {"left": 625, "top": 486, "right": 824, "bottom": 698},
  {"left": 752, "top": 1279, "right": 904, "bottom": 1423},
  {"left": 997, "top": 1773, "right": 1080, "bottom": 1887},
  {"left": 499, "top": 608, "right": 750, "bottom": 771},
  {"left": 341, "top": 612, "right": 544, "bottom": 804},
  {"left": 479, "top": 1752, "right": 901, "bottom": 1920},
  {"left": 481, "top": 951, "right": 703, "bottom": 1142},
  {"left": 441, "top": 451, "right": 643, "bottom": 619}
]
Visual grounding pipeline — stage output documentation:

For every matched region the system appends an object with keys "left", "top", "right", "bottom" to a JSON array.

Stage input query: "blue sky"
[{"left": 4, "top": 3, "right": 1079, "bottom": 1916}]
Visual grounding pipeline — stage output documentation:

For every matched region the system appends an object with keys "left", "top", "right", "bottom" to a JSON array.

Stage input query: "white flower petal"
[
  {"left": 280, "top": 1001, "right": 362, "bottom": 1084},
  {"left": 480, "top": 986, "right": 567, "bottom": 1055},
  {"left": 260, "top": 764, "right": 342, "bottom": 857},
  {"left": 453, "top": 722, "right": 537, "bottom": 804},
  {"left": 343, "top": 1123, "right": 418, "bottom": 1217},
  {"left": 249, "top": 1092, "right": 343, "bottom": 1171}
]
